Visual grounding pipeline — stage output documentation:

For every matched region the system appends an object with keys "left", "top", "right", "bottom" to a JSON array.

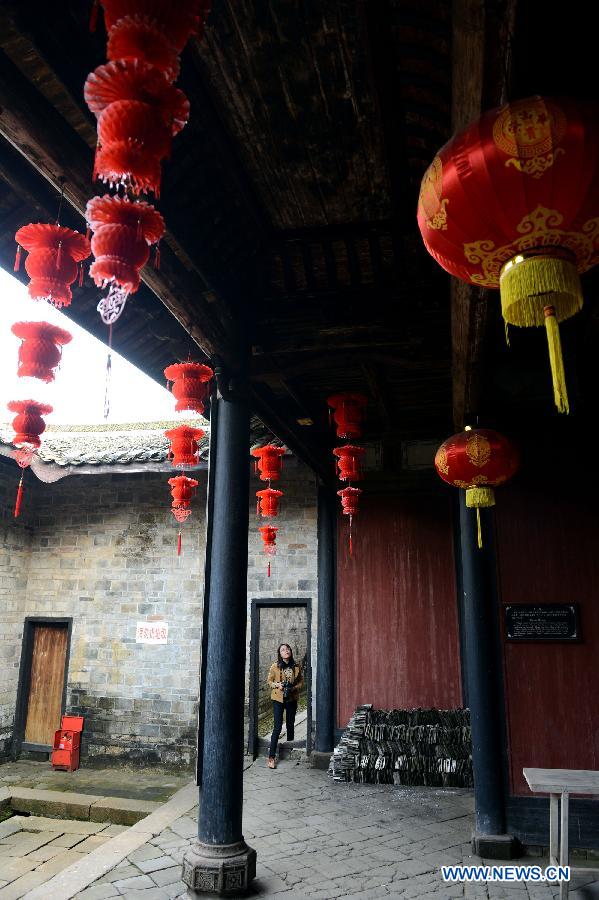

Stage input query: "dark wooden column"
[
  {"left": 182, "top": 374, "right": 256, "bottom": 895},
  {"left": 458, "top": 494, "right": 516, "bottom": 858},
  {"left": 315, "top": 485, "right": 337, "bottom": 753}
]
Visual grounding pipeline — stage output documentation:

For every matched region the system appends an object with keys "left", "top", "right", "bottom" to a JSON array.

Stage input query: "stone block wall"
[
  {"left": 0, "top": 462, "right": 34, "bottom": 758},
  {"left": 0, "top": 457, "right": 318, "bottom": 767}
]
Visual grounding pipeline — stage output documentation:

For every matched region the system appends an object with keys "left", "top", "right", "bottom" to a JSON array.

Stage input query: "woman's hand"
[{"left": 274, "top": 681, "right": 283, "bottom": 689}]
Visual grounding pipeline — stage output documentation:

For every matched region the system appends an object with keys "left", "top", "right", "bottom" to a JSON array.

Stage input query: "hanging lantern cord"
[
  {"left": 55, "top": 178, "right": 66, "bottom": 226},
  {"left": 103, "top": 324, "right": 113, "bottom": 421},
  {"left": 476, "top": 507, "right": 483, "bottom": 550}
]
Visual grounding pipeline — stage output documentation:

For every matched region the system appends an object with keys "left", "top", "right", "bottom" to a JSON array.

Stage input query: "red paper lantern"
[
  {"left": 251, "top": 445, "right": 285, "bottom": 482},
  {"left": 168, "top": 474, "right": 198, "bottom": 556},
  {"left": 164, "top": 362, "right": 214, "bottom": 415},
  {"left": 164, "top": 424, "right": 205, "bottom": 468},
  {"left": 14, "top": 224, "right": 91, "bottom": 308},
  {"left": 85, "top": 60, "right": 187, "bottom": 126},
  {"left": 11, "top": 322, "right": 72, "bottom": 383},
  {"left": 418, "top": 96, "right": 599, "bottom": 413},
  {"left": 7, "top": 400, "right": 53, "bottom": 449},
  {"left": 333, "top": 444, "right": 365, "bottom": 482},
  {"left": 100, "top": 0, "right": 209, "bottom": 53},
  {"left": 256, "top": 488, "right": 283, "bottom": 518},
  {"left": 327, "top": 393, "right": 368, "bottom": 440},
  {"left": 259, "top": 524, "right": 278, "bottom": 577},
  {"left": 337, "top": 486, "right": 362, "bottom": 558},
  {"left": 435, "top": 428, "right": 519, "bottom": 548},
  {"left": 86, "top": 195, "right": 165, "bottom": 242},
  {"left": 107, "top": 17, "right": 181, "bottom": 82}
]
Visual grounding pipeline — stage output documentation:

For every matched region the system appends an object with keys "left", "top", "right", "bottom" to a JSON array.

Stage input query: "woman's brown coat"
[{"left": 267, "top": 661, "right": 304, "bottom": 703}]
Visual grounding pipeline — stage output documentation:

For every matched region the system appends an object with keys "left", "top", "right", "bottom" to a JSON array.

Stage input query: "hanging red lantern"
[
  {"left": 251, "top": 445, "right": 285, "bottom": 482},
  {"left": 333, "top": 444, "right": 365, "bottom": 482},
  {"left": 337, "top": 486, "right": 362, "bottom": 558},
  {"left": 100, "top": 1, "right": 210, "bottom": 54},
  {"left": 107, "top": 17, "right": 181, "bottom": 82},
  {"left": 164, "top": 424, "right": 205, "bottom": 468},
  {"left": 86, "top": 196, "right": 165, "bottom": 323},
  {"left": 14, "top": 224, "right": 91, "bottom": 308},
  {"left": 168, "top": 474, "right": 199, "bottom": 556},
  {"left": 327, "top": 393, "right": 368, "bottom": 440},
  {"left": 11, "top": 322, "right": 72, "bottom": 383},
  {"left": 417, "top": 96, "right": 599, "bottom": 414},
  {"left": 256, "top": 488, "right": 283, "bottom": 518},
  {"left": 259, "top": 524, "right": 277, "bottom": 578},
  {"left": 7, "top": 400, "right": 53, "bottom": 449},
  {"left": 85, "top": 60, "right": 188, "bottom": 125},
  {"left": 435, "top": 428, "right": 519, "bottom": 548},
  {"left": 164, "top": 362, "right": 214, "bottom": 415}
]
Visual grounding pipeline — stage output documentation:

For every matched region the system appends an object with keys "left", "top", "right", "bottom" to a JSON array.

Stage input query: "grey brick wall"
[{"left": 0, "top": 457, "right": 318, "bottom": 767}]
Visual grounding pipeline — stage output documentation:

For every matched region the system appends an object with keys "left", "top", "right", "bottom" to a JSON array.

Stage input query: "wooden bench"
[{"left": 523, "top": 767, "right": 599, "bottom": 899}]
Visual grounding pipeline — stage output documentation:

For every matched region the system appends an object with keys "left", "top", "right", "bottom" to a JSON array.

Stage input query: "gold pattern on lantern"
[
  {"left": 464, "top": 206, "right": 599, "bottom": 289},
  {"left": 435, "top": 446, "right": 449, "bottom": 475},
  {"left": 418, "top": 156, "right": 449, "bottom": 230},
  {"left": 492, "top": 98, "right": 567, "bottom": 178},
  {"left": 454, "top": 475, "right": 490, "bottom": 489},
  {"left": 466, "top": 433, "right": 491, "bottom": 467}
]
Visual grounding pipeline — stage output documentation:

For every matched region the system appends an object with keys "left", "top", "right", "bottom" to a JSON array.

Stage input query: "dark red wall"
[
  {"left": 336, "top": 492, "right": 462, "bottom": 728},
  {"left": 495, "top": 478, "right": 599, "bottom": 795}
]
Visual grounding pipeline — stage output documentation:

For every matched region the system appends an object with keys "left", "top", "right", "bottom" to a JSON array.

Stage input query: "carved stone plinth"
[{"left": 182, "top": 840, "right": 256, "bottom": 896}]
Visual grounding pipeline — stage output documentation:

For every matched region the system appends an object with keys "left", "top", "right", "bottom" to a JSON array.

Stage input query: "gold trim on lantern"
[
  {"left": 499, "top": 248, "right": 582, "bottom": 327},
  {"left": 465, "top": 486, "right": 495, "bottom": 508}
]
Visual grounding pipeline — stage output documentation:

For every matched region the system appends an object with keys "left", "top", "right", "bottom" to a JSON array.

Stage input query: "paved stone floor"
[
  {"left": 69, "top": 759, "right": 599, "bottom": 900},
  {"left": 0, "top": 761, "right": 189, "bottom": 803}
]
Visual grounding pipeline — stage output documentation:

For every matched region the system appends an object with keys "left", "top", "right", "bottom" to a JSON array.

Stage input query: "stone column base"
[
  {"left": 182, "top": 840, "right": 256, "bottom": 896},
  {"left": 471, "top": 832, "right": 521, "bottom": 860}
]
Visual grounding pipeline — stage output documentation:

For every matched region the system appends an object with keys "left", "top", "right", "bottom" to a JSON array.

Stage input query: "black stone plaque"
[{"left": 504, "top": 604, "right": 580, "bottom": 642}]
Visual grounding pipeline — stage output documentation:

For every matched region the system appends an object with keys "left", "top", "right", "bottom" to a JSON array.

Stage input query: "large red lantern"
[
  {"left": 168, "top": 474, "right": 198, "bottom": 556},
  {"left": 333, "top": 445, "right": 365, "bottom": 482},
  {"left": 8, "top": 399, "right": 53, "bottom": 449},
  {"left": 11, "top": 322, "right": 72, "bottom": 383},
  {"left": 86, "top": 196, "right": 165, "bottom": 323},
  {"left": 418, "top": 96, "right": 599, "bottom": 414},
  {"left": 164, "top": 424, "right": 205, "bottom": 468},
  {"left": 164, "top": 362, "right": 214, "bottom": 416},
  {"left": 327, "top": 393, "right": 368, "bottom": 440},
  {"left": 259, "top": 525, "right": 277, "bottom": 578},
  {"left": 251, "top": 445, "right": 285, "bottom": 482},
  {"left": 337, "top": 486, "right": 362, "bottom": 558},
  {"left": 435, "top": 428, "right": 519, "bottom": 548},
  {"left": 14, "top": 224, "right": 91, "bottom": 308},
  {"left": 256, "top": 488, "right": 283, "bottom": 518}
]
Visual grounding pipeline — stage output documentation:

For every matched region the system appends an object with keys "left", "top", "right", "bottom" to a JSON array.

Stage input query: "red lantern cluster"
[
  {"left": 252, "top": 444, "right": 286, "bottom": 577},
  {"left": 11, "top": 322, "right": 72, "bottom": 383},
  {"left": 6, "top": 400, "right": 54, "bottom": 518},
  {"left": 164, "top": 362, "right": 214, "bottom": 416},
  {"left": 259, "top": 525, "right": 278, "bottom": 578},
  {"left": 14, "top": 224, "right": 91, "bottom": 309},
  {"left": 84, "top": 1, "right": 208, "bottom": 328},
  {"left": 435, "top": 428, "right": 519, "bottom": 548},
  {"left": 327, "top": 393, "right": 368, "bottom": 556},
  {"left": 162, "top": 358, "right": 213, "bottom": 556}
]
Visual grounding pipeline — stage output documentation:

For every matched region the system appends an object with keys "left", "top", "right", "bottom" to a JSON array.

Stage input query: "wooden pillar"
[
  {"left": 182, "top": 375, "right": 256, "bottom": 895},
  {"left": 315, "top": 485, "right": 337, "bottom": 753}
]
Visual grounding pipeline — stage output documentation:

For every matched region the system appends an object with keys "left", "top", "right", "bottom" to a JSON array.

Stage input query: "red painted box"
[{"left": 51, "top": 715, "right": 84, "bottom": 772}]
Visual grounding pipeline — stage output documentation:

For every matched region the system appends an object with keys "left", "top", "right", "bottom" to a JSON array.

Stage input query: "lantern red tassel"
[
  {"left": 177, "top": 530, "right": 182, "bottom": 556},
  {"left": 327, "top": 393, "right": 368, "bottom": 440},
  {"left": 164, "top": 424, "right": 205, "bottom": 468},
  {"left": 163, "top": 362, "right": 214, "bottom": 416},
  {"left": 332, "top": 444, "right": 365, "bottom": 482},
  {"left": 11, "top": 322, "right": 72, "bottom": 383},
  {"left": 14, "top": 472, "right": 24, "bottom": 519},
  {"left": 251, "top": 445, "right": 285, "bottom": 483},
  {"left": 14, "top": 224, "right": 91, "bottom": 308},
  {"left": 256, "top": 488, "right": 283, "bottom": 518},
  {"left": 14, "top": 244, "right": 22, "bottom": 271},
  {"left": 7, "top": 400, "right": 53, "bottom": 449},
  {"left": 435, "top": 428, "right": 519, "bottom": 549}
]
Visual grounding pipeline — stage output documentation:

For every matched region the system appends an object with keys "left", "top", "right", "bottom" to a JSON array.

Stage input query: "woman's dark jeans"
[{"left": 269, "top": 699, "right": 297, "bottom": 757}]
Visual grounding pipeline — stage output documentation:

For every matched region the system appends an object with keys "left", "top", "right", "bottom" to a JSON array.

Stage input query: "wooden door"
[{"left": 24, "top": 625, "right": 68, "bottom": 746}]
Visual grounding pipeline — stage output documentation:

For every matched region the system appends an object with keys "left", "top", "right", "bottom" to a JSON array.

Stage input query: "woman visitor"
[{"left": 266, "top": 642, "right": 304, "bottom": 769}]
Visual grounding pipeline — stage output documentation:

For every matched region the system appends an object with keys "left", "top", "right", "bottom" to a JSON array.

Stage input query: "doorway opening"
[
  {"left": 14, "top": 618, "right": 72, "bottom": 755},
  {"left": 248, "top": 599, "right": 312, "bottom": 760}
]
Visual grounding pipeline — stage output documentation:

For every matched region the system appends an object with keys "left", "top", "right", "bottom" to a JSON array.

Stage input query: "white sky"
[{"left": 0, "top": 267, "right": 176, "bottom": 425}]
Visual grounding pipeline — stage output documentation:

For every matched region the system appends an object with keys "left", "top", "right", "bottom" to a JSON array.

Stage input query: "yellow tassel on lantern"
[
  {"left": 465, "top": 486, "right": 495, "bottom": 550},
  {"left": 500, "top": 250, "right": 581, "bottom": 413}
]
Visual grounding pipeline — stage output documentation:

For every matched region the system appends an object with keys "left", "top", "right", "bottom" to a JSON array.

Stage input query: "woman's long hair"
[{"left": 277, "top": 643, "right": 296, "bottom": 669}]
